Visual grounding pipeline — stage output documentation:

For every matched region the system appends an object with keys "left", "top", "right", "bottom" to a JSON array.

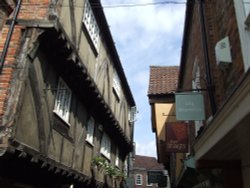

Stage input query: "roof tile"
[
  {"left": 134, "top": 155, "right": 164, "bottom": 170},
  {"left": 148, "top": 66, "right": 179, "bottom": 95}
]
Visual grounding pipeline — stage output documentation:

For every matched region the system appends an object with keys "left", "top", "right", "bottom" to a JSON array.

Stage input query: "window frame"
[
  {"left": 83, "top": 0, "right": 100, "bottom": 53},
  {"left": 86, "top": 117, "right": 95, "bottom": 145},
  {"left": 113, "top": 72, "right": 121, "bottom": 100},
  {"left": 146, "top": 175, "right": 153, "bottom": 187},
  {"left": 53, "top": 78, "right": 72, "bottom": 124},
  {"left": 100, "top": 132, "right": 111, "bottom": 159},
  {"left": 135, "top": 174, "right": 143, "bottom": 185}
]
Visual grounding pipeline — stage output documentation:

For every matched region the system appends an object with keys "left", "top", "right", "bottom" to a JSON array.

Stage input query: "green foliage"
[{"left": 91, "top": 156, "right": 125, "bottom": 178}]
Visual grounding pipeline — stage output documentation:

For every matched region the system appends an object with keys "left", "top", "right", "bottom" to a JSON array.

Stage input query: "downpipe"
[{"left": 0, "top": 0, "right": 22, "bottom": 73}]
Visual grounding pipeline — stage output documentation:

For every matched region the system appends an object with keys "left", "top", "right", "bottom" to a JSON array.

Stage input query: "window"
[
  {"left": 83, "top": 0, "right": 100, "bottom": 51},
  {"left": 86, "top": 117, "right": 94, "bottom": 144},
  {"left": 135, "top": 174, "right": 143, "bottom": 185},
  {"left": 234, "top": 0, "right": 250, "bottom": 70},
  {"left": 128, "top": 106, "right": 137, "bottom": 123},
  {"left": 100, "top": 132, "right": 111, "bottom": 159},
  {"left": 115, "top": 148, "right": 119, "bottom": 167},
  {"left": 146, "top": 175, "right": 153, "bottom": 186},
  {"left": 54, "top": 78, "right": 72, "bottom": 123},
  {"left": 113, "top": 72, "right": 121, "bottom": 99},
  {"left": 243, "top": 0, "right": 250, "bottom": 15}
]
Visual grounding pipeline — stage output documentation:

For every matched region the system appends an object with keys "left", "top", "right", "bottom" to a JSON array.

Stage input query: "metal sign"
[
  {"left": 166, "top": 122, "right": 189, "bottom": 153},
  {"left": 175, "top": 92, "right": 205, "bottom": 120}
]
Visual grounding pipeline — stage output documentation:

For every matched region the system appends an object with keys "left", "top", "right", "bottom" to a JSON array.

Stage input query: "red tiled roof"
[
  {"left": 134, "top": 155, "right": 164, "bottom": 170},
  {"left": 148, "top": 66, "right": 179, "bottom": 95}
]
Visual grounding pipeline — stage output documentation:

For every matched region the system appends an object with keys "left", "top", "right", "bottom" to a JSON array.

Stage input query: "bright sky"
[{"left": 101, "top": 0, "right": 186, "bottom": 157}]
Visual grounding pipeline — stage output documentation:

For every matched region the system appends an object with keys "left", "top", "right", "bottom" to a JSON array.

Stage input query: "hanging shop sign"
[
  {"left": 166, "top": 122, "right": 188, "bottom": 153},
  {"left": 175, "top": 92, "right": 205, "bottom": 120}
]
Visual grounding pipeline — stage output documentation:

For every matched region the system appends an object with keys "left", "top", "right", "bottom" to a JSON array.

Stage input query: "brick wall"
[
  {"left": 134, "top": 170, "right": 159, "bottom": 188},
  {"left": 205, "top": 0, "right": 244, "bottom": 109},
  {"left": 0, "top": 0, "right": 51, "bottom": 124},
  {"left": 18, "top": 0, "right": 50, "bottom": 20},
  {"left": 181, "top": 0, "right": 244, "bottom": 122},
  {"left": 0, "top": 26, "right": 23, "bottom": 123},
  {"left": 181, "top": 2, "right": 213, "bottom": 116}
]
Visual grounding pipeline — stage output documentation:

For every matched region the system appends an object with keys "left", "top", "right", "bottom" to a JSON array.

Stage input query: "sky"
[{"left": 101, "top": 0, "right": 186, "bottom": 157}]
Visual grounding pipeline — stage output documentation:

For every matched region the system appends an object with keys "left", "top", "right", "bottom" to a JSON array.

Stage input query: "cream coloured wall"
[
  {"left": 154, "top": 103, "right": 185, "bottom": 180},
  {"left": 154, "top": 103, "right": 176, "bottom": 141}
]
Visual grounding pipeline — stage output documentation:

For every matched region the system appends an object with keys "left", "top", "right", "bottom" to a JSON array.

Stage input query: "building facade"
[
  {"left": 177, "top": 0, "right": 250, "bottom": 187},
  {"left": 0, "top": 0, "right": 136, "bottom": 187},
  {"left": 133, "top": 155, "right": 166, "bottom": 188},
  {"left": 147, "top": 66, "right": 195, "bottom": 187}
]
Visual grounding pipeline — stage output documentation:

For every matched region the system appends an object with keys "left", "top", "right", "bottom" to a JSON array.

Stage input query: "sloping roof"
[
  {"left": 148, "top": 66, "right": 179, "bottom": 95},
  {"left": 91, "top": 0, "right": 135, "bottom": 107},
  {"left": 134, "top": 155, "right": 164, "bottom": 170}
]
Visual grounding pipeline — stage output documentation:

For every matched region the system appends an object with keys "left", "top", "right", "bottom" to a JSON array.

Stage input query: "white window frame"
[
  {"left": 146, "top": 175, "right": 153, "bottom": 187},
  {"left": 100, "top": 132, "right": 111, "bottom": 159},
  {"left": 135, "top": 174, "right": 143, "bottom": 185},
  {"left": 83, "top": 0, "right": 100, "bottom": 52},
  {"left": 113, "top": 72, "right": 121, "bottom": 99},
  {"left": 234, "top": 0, "right": 250, "bottom": 70},
  {"left": 53, "top": 78, "right": 72, "bottom": 123},
  {"left": 128, "top": 106, "right": 137, "bottom": 123},
  {"left": 86, "top": 117, "right": 95, "bottom": 144}
]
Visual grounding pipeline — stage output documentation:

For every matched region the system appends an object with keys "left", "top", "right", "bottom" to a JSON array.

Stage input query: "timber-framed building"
[{"left": 0, "top": 0, "right": 136, "bottom": 187}]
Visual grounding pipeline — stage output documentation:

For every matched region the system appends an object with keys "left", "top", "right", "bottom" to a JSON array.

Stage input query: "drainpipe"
[
  {"left": 0, "top": 0, "right": 22, "bottom": 73},
  {"left": 198, "top": 0, "right": 217, "bottom": 115}
]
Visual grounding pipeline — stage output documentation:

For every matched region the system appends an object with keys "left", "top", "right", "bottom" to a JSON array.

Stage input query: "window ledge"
[
  {"left": 85, "top": 139, "right": 95, "bottom": 147},
  {"left": 101, "top": 152, "right": 111, "bottom": 161},
  {"left": 53, "top": 111, "right": 73, "bottom": 142},
  {"left": 53, "top": 110, "right": 71, "bottom": 127}
]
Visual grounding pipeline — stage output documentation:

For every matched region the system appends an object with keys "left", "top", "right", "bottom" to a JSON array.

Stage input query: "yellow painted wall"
[
  {"left": 154, "top": 103, "right": 185, "bottom": 179},
  {"left": 154, "top": 103, "right": 176, "bottom": 141}
]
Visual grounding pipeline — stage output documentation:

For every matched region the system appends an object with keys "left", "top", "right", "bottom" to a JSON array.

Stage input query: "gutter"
[{"left": 0, "top": 0, "right": 22, "bottom": 73}]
